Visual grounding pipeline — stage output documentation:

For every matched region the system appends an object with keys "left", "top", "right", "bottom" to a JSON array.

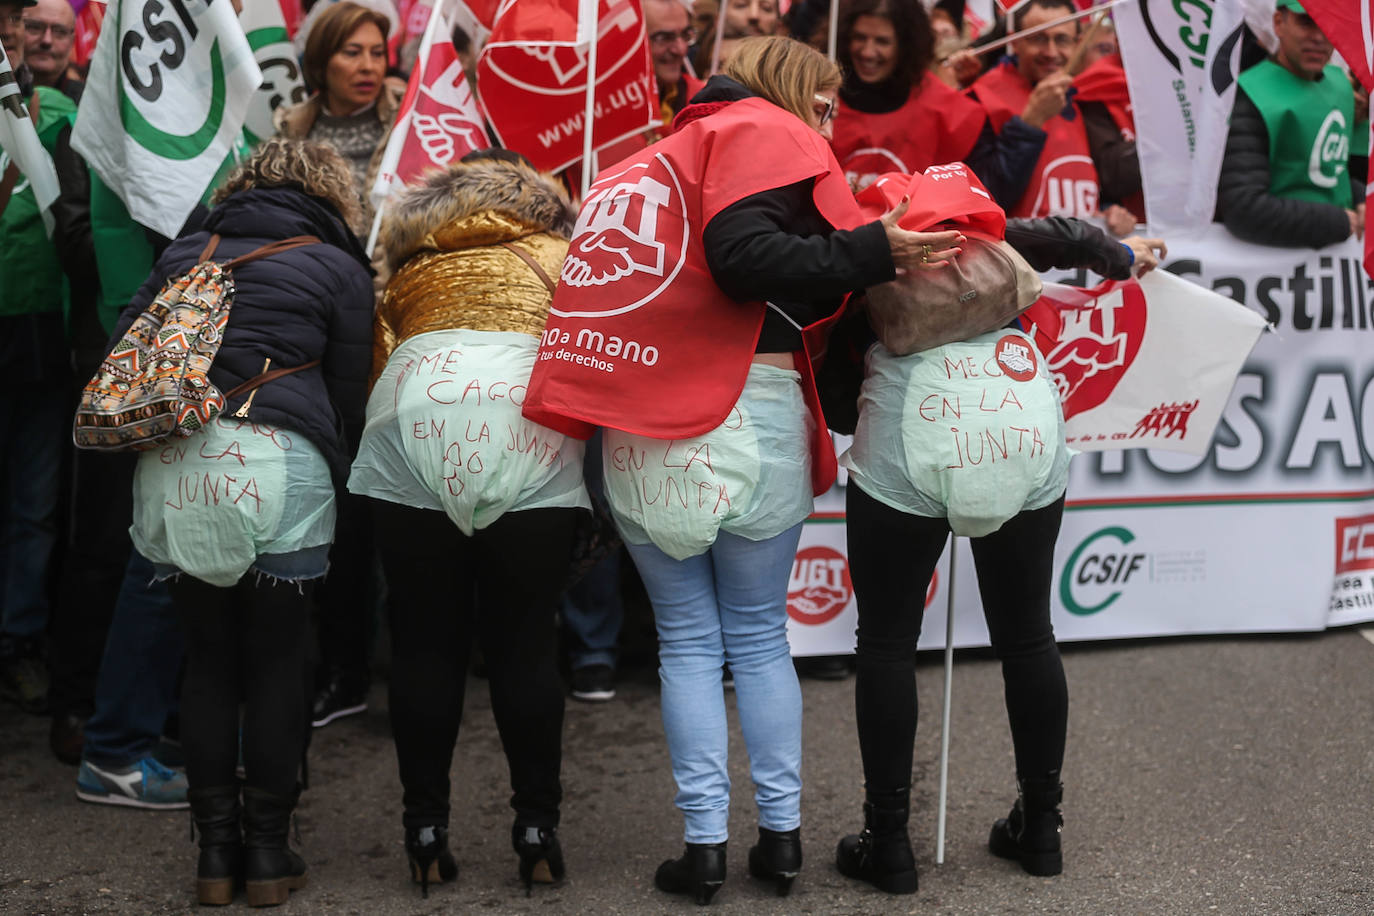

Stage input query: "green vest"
[
  {"left": 0, "top": 86, "right": 77, "bottom": 319},
  {"left": 1238, "top": 59, "right": 1354, "bottom": 208}
]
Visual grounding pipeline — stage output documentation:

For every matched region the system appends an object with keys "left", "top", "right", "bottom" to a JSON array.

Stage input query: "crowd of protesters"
[{"left": 0, "top": 0, "right": 1364, "bottom": 907}]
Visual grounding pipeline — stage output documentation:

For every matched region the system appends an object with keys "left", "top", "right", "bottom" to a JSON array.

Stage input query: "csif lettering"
[{"left": 121, "top": 0, "right": 204, "bottom": 102}]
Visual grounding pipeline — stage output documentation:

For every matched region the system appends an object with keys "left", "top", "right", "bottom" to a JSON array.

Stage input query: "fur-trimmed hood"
[{"left": 381, "top": 158, "right": 577, "bottom": 272}]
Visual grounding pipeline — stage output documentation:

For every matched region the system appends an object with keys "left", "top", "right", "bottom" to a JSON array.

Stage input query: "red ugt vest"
[
  {"left": 830, "top": 71, "right": 987, "bottom": 191},
  {"left": 972, "top": 61, "right": 1100, "bottom": 219},
  {"left": 523, "top": 97, "right": 866, "bottom": 494}
]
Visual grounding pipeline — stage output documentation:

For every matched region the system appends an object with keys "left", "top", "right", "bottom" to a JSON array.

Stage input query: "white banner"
[
  {"left": 1115, "top": 0, "right": 1246, "bottom": 235},
  {"left": 73, "top": 0, "right": 263, "bottom": 239},
  {"left": 239, "top": 0, "right": 307, "bottom": 144},
  {"left": 788, "top": 226, "right": 1374, "bottom": 654},
  {"left": 0, "top": 47, "right": 60, "bottom": 217}
]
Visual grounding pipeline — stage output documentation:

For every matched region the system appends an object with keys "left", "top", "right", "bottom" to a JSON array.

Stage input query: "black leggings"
[
  {"left": 373, "top": 500, "right": 578, "bottom": 831},
  {"left": 171, "top": 574, "right": 314, "bottom": 797},
  {"left": 846, "top": 484, "right": 1069, "bottom": 790}
]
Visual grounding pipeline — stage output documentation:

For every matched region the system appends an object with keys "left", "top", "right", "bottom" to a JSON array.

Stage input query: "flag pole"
[
  {"left": 580, "top": 0, "right": 599, "bottom": 199},
  {"left": 827, "top": 0, "right": 839, "bottom": 60},
  {"left": 940, "top": 0, "right": 1130, "bottom": 65},
  {"left": 935, "top": 535, "right": 957, "bottom": 866},
  {"left": 710, "top": 0, "right": 728, "bottom": 75}
]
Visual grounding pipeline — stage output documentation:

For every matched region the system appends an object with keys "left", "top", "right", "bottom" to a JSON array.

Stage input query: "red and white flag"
[
  {"left": 1299, "top": 0, "right": 1374, "bottom": 280},
  {"left": 476, "top": 0, "right": 657, "bottom": 173},
  {"left": 1022, "top": 270, "right": 1267, "bottom": 455},
  {"left": 370, "top": 0, "right": 490, "bottom": 212}
]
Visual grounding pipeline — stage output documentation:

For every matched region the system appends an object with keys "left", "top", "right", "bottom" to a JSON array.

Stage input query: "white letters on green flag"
[
  {"left": 72, "top": 0, "right": 263, "bottom": 239},
  {"left": 240, "top": 0, "right": 306, "bottom": 144}
]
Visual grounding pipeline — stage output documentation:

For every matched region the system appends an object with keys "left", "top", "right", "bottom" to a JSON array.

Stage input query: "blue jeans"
[
  {"left": 626, "top": 524, "right": 804, "bottom": 844},
  {"left": 0, "top": 381, "right": 66, "bottom": 643},
  {"left": 83, "top": 550, "right": 184, "bottom": 767}
]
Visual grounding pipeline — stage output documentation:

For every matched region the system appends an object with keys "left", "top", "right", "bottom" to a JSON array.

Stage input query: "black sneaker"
[
  {"left": 570, "top": 664, "right": 615, "bottom": 702},
  {"left": 311, "top": 673, "right": 368, "bottom": 727}
]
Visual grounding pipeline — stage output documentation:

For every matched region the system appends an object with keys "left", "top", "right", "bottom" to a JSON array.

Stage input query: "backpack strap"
[
  {"left": 500, "top": 241, "right": 558, "bottom": 296},
  {"left": 223, "top": 235, "right": 322, "bottom": 270}
]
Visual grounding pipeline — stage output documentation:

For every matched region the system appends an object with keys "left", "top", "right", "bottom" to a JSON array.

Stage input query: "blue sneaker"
[{"left": 76, "top": 756, "right": 190, "bottom": 810}]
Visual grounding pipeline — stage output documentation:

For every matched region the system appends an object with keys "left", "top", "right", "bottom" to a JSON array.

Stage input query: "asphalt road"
[{"left": 3, "top": 628, "right": 1372, "bottom": 915}]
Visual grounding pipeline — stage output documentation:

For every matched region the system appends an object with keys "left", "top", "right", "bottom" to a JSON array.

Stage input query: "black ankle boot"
[
  {"left": 655, "top": 841, "right": 726, "bottom": 905},
  {"left": 242, "top": 787, "right": 307, "bottom": 907},
  {"left": 405, "top": 825, "right": 458, "bottom": 898},
  {"left": 189, "top": 786, "right": 242, "bottom": 906},
  {"left": 747, "top": 827, "right": 801, "bottom": 896},
  {"left": 835, "top": 787, "right": 918, "bottom": 894},
  {"left": 988, "top": 773, "right": 1063, "bottom": 876},
  {"left": 512, "top": 825, "right": 565, "bottom": 895}
]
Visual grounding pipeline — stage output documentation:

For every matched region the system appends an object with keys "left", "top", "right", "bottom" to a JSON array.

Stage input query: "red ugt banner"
[{"left": 476, "top": 0, "right": 658, "bottom": 173}]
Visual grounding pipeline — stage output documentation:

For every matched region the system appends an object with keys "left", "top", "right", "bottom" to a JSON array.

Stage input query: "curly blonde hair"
[{"left": 211, "top": 138, "right": 362, "bottom": 227}]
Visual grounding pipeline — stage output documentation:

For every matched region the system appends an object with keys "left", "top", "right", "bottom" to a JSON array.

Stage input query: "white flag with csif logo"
[
  {"left": 1115, "top": 0, "right": 1246, "bottom": 235},
  {"left": 239, "top": 0, "right": 307, "bottom": 144},
  {"left": 0, "top": 46, "right": 61, "bottom": 221},
  {"left": 72, "top": 0, "right": 263, "bottom": 239}
]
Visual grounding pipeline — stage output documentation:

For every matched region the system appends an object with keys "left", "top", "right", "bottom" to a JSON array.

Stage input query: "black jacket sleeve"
[
  {"left": 703, "top": 180, "right": 895, "bottom": 307},
  {"left": 1215, "top": 87, "right": 1351, "bottom": 247},
  {"left": 1005, "top": 216, "right": 1134, "bottom": 279},
  {"left": 1080, "top": 101, "right": 1141, "bottom": 206},
  {"left": 964, "top": 117, "right": 1045, "bottom": 211}
]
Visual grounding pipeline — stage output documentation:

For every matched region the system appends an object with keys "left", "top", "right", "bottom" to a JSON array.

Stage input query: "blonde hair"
[
  {"left": 721, "top": 36, "right": 841, "bottom": 124},
  {"left": 212, "top": 137, "right": 362, "bottom": 228}
]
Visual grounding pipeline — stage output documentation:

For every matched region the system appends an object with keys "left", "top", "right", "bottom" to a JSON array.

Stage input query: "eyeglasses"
[
  {"left": 1019, "top": 32, "right": 1077, "bottom": 51},
  {"left": 812, "top": 93, "right": 836, "bottom": 127},
  {"left": 649, "top": 27, "right": 697, "bottom": 47},
  {"left": 23, "top": 20, "right": 74, "bottom": 40},
  {"left": 2, "top": 12, "right": 24, "bottom": 27}
]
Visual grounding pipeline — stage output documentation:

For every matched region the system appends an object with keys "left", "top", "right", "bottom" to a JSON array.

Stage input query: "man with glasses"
[
  {"left": 22, "top": 0, "right": 79, "bottom": 100},
  {"left": 969, "top": 0, "right": 1102, "bottom": 220},
  {"left": 646, "top": 0, "right": 704, "bottom": 125}
]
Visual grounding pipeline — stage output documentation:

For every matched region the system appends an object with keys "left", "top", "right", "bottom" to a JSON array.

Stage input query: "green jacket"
[{"left": 0, "top": 86, "right": 77, "bottom": 318}]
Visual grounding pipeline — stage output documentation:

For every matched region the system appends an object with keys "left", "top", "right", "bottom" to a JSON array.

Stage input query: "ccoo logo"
[
  {"left": 1335, "top": 514, "right": 1374, "bottom": 574},
  {"left": 787, "top": 547, "right": 853, "bottom": 626}
]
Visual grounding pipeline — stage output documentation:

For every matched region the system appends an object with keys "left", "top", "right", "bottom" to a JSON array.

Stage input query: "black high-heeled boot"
[
  {"left": 988, "top": 772, "right": 1063, "bottom": 876},
  {"left": 404, "top": 825, "right": 458, "bottom": 898},
  {"left": 835, "top": 787, "right": 918, "bottom": 895},
  {"left": 747, "top": 827, "right": 801, "bottom": 896},
  {"left": 242, "top": 787, "right": 307, "bottom": 907},
  {"left": 654, "top": 842, "right": 726, "bottom": 905},
  {"left": 189, "top": 786, "right": 242, "bottom": 906},
  {"left": 512, "top": 825, "right": 565, "bottom": 895}
]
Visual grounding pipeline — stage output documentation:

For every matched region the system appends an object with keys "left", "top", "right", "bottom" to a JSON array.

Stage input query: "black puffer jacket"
[
  {"left": 112, "top": 187, "right": 374, "bottom": 481},
  {"left": 1215, "top": 85, "right": 1353, "bottom": 248}
]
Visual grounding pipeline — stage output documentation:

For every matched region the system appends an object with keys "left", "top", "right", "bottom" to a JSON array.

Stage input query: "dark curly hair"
[{"left": 837, "top": 0, "right": 934, "bottom": 96}]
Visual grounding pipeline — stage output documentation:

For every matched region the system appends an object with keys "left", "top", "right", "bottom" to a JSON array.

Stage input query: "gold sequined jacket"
[{"left": 372, "top": 157, "right": 577, "bottom": 388}]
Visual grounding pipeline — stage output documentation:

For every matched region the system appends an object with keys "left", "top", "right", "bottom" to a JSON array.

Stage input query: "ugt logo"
[
  {"left": 787, "top": 547, "right": 853, "bottom": 625},
  {"left": 554, "top": 157, "right": 689, "bottom": 317},
  {"left": 483, "top": 0, "right": 642, "bottom": 96},
  {"left": 1061, "top": 527, "right": 1148, "bottom": 616},
  {"left": 1043, "top": 283, "right": 1146, "bottom": 420}
]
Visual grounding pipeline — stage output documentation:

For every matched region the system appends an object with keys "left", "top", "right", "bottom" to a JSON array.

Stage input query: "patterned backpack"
[{"left": 73, "top": 233, "right": 321, "bottom": 451}]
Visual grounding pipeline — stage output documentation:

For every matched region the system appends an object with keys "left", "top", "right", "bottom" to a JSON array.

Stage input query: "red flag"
[
  {"left": 70, "top": 0, "right": 105, "bottom": 68},
  {"left": 476, "top": 0, "right": 657, "bottom": 173},
  {"left": 371, "top": 0, "right": 490, "bottom": 207}
]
